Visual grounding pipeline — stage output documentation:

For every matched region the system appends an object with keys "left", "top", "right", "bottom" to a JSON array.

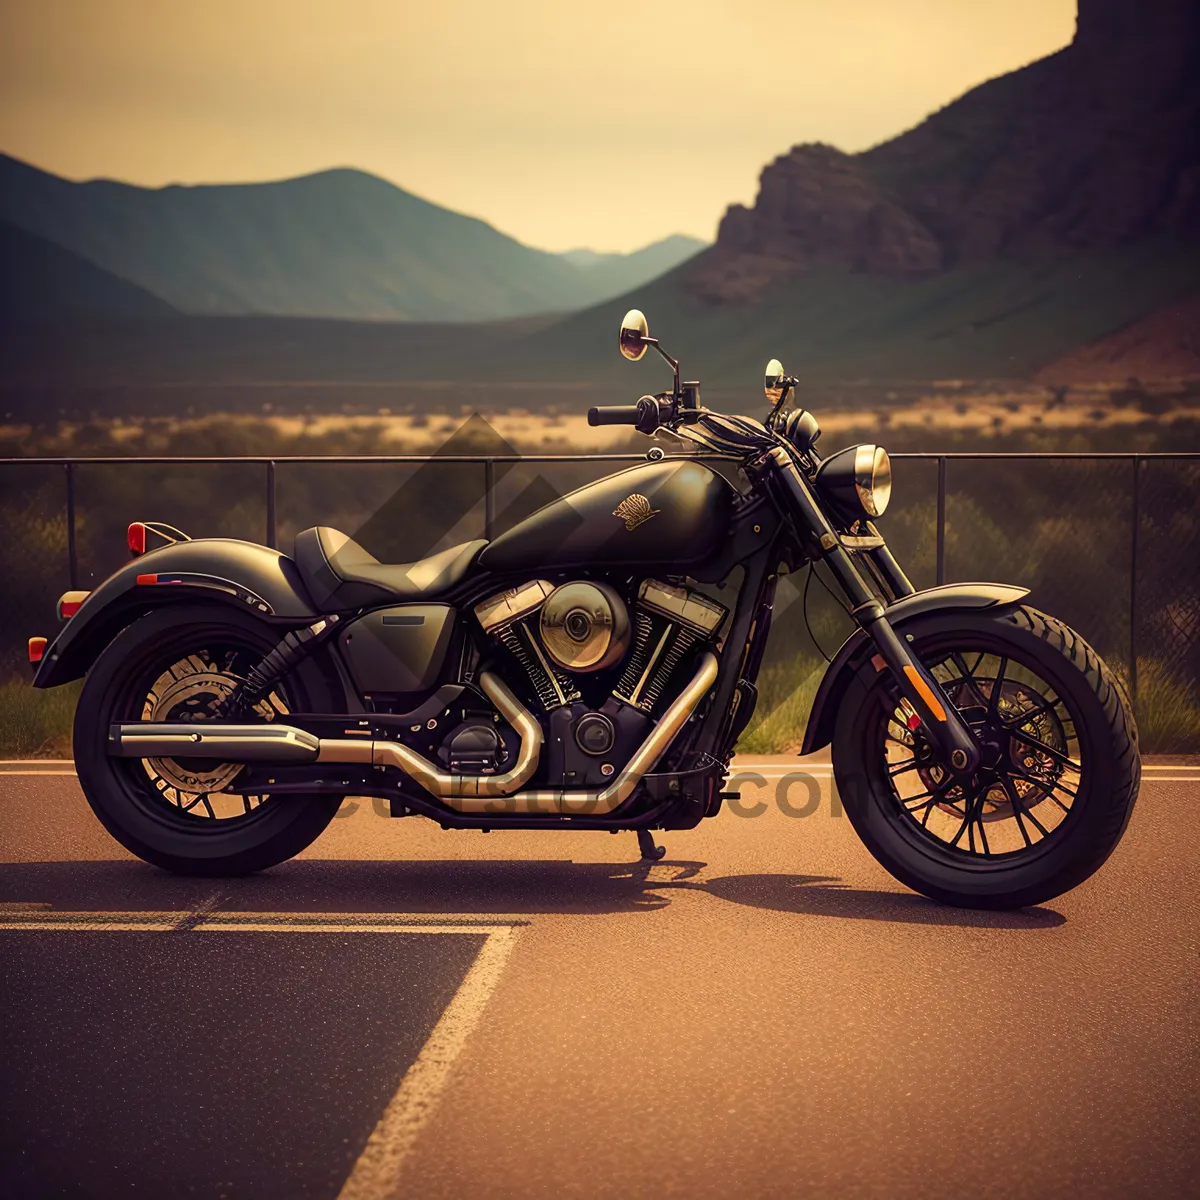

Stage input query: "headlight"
[{"left": 815, "top": 443, "right": 892, "bottom": 519}]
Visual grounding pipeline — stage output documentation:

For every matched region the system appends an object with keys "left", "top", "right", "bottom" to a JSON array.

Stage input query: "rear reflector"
[
  {"left": 128, "top": 522, "right": 147, "bottom": 556},
  {"left": 28, "top": 637, "right": 47, "bottom": 664},
  {"left": 57, "top": 590, "right": 91, "bottom": 620},
  {"left": 136, "top": 573, "right": 159, "bottom": 585}
]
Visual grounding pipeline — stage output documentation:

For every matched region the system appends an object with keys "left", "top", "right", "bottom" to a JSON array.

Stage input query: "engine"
[{"left": 474, "top": 578, "right": 726, "bottom": 786}]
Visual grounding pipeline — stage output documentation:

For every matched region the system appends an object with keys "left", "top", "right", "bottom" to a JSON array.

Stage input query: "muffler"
[
  {"left": 109, "top": 723, "right": 320, "bottom": 762},
  {"left": 109, "top": 653, "right": 718, "bottom": 816}
]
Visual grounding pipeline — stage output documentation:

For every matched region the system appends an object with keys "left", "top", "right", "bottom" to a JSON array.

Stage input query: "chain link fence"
[{"left": 2, "top": 451, "right": 1197, "bottom": 755}]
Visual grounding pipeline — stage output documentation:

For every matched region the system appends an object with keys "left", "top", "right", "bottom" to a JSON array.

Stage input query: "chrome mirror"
[
  {"left": 764, "top": 358, "right": 785, "bottom": 405},
  {"left": 619, "top": 309, "right": 650, "bottom": 361}
]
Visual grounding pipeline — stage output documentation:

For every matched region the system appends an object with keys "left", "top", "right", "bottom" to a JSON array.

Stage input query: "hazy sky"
[{"left": 0, "top": 1, "right": 1076, "bottom": 253}]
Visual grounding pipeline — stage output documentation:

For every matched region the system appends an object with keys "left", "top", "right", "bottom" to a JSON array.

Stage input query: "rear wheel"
[
  {"left": 832, "top": 606, "right": 1140, "bottom": 909},
  {"left": 74, "top": 604, "right": 345, "bottom": 876}
]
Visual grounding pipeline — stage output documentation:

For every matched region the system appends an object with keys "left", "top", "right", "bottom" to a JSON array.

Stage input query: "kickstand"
[{"left": 637, "top": 828, "right": 667, "bottom": 862}]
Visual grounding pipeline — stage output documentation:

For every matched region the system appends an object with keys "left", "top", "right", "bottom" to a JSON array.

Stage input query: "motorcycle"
[{"left": 29, "top": 309, "right": 1140, "bottom": 908}]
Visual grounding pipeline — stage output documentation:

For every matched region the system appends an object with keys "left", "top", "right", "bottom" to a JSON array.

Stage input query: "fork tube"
[
  {"left": 866, "top": 529, "right": 915, "bottom": 598},
  {"left": 766, "top": 447, "right": 980, "bottom": 772}
]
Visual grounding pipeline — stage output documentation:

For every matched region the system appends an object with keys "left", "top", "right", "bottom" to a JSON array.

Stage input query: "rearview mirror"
[
  {"left": 619, "top": 309, "right": 650, "bottom": 361},
  {"left": 764, "top": 358, "right": 785, "bottom": 404}
]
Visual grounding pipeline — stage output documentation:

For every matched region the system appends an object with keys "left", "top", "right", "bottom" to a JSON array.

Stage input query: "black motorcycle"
[{"left": 30, "top": 309, "right": 1140, "bottom": 908}]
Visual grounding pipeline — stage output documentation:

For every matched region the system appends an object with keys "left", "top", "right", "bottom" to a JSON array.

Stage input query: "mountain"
[
  {"left": 498, "top": 0, "right": 1200, "bottom": 389},
  {"left": 558, "top": 235, "right": 706, "bottom": 295},
  {"left": 689, "top": 0, "right": 1199, "bottom": 302},
  {"left": 0, "top": 218, "right": 175, "bottom": 319},
  {"left": 0, "top": 155, "right": 699, "bottom": 322},
  {"left": 3, "top": 0, "right": 1197, "bottom": 399}
]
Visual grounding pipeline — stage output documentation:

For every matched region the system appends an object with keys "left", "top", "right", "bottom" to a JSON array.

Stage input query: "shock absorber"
[{"left": 221, "top": 616, "right": 340, "bottom": 716}]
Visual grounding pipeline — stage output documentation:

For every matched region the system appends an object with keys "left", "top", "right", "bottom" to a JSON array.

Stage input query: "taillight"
[
  {"left": 28, "top": 637, "right": 47, "bottom": 663},
  {"left": 57, "top": 590, "right": 90, "bottom": 620},
  {"left": 128, "top": 522, "right": 147, "bottom": 556}
]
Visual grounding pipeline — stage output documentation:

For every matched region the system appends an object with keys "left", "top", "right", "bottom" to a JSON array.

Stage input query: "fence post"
[
  {"left": 266, "top": 460, "right": 277, "bottom": 550},
  {"left": 935, "top": 456, "right": 946, "bottom": 586},
  {"left": 484, "top": 459, "right": 495, "bottom": 540},
  {"left": 65, "top": 461, "right": 78, "bottom": 589},
  {"left": 1130, "top": 454, "right": 1140, "bottom": 713}
]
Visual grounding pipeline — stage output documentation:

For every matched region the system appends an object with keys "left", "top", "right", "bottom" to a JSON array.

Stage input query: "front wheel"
[
  {"left": 74, "top": 603, "right": 346, "bottom": 876},
  {"left": 832, "top": 606, "right": 1140, "bottom": 910}
]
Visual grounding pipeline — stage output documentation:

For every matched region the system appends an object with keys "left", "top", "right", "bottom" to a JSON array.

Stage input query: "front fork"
[{"left": 766, "top": 447, "right": 982, "bottom": 775}]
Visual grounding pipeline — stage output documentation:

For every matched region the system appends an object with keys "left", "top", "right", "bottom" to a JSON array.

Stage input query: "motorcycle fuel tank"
[{"left": 479, "top": 459, "right": 733, "bottom": 573}]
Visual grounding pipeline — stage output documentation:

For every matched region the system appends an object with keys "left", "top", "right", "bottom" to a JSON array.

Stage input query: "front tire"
[
  {"left": 74, "top": 604, "right": 345, "bottom": 876},
  {"left": 832, "top": 606, "right": 1140, "bottom": 909}
]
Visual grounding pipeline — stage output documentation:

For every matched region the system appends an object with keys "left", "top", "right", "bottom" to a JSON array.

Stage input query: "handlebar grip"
[{"left": 587, "top": 405, "right": 641, "bottom": 427}]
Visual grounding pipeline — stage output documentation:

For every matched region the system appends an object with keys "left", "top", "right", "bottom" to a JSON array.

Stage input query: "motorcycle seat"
[{"left": 293, "top": 526, "right": 487, "bottom": 611}]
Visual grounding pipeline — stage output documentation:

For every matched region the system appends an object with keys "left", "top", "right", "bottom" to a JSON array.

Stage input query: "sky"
[{"left": 0, "top": 0, "right": 1077, "bottom": 254}]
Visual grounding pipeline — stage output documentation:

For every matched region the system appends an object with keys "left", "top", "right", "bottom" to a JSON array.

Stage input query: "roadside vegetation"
[{"left": 2, "top": 407, "right": 1196, "bottom": 757}]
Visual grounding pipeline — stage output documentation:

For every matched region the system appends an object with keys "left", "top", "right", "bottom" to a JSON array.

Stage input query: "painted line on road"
[
  {"left": 336, "top": 923, "right": 518, "bottom": 1200},
  {"left": 0, "top": 907, "right": 523, "bottom": 1198}
]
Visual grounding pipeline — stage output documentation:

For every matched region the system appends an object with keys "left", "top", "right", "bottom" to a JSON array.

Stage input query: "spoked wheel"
[
  {"left": 832, "top": 607, "right": 1140, "bottom": 909},
  {"left": 74, "top": 604, "right": 345, "bottom": 876}
]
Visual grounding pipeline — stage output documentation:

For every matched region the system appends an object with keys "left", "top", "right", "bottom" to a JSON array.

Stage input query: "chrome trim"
[
  {"left": 474, "top": 580, "right": 553, "bottom": 632},
  {"left": 854, "top": 445, "right": 892, "bottom": 517},
  {"left": 108, "top": 652, "right": 720, "bottom": 818},
  {"left": 109, "top": 724, "right": 320, "bottom": 762},
  {"left": 638, "top": 578, "right": 726, "bottom": 635},
  {"left": 316, "top": 670, "right": 543, "bottom": 798},
  {"left": 453, "top": 650, "right": 719, "bottom": 816}
]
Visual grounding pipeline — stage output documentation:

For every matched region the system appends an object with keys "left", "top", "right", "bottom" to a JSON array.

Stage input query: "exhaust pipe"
[
  {"left": 109, "top": 723, "right": 320, "bottom": 762},
  {"left": 443, "top": 651, "right": 718, "bottom": 815},
  {"left": 109, "top": 653, "right": 718, "bottom": 817}
]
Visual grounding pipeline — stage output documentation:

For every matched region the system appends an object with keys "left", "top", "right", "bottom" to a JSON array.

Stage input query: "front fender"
[
  {"left": 33, "top": 538, "right": 319, "bottom": 688},
  {"left": 798, "top": 582, "right": 1029, "bottom": 755}
]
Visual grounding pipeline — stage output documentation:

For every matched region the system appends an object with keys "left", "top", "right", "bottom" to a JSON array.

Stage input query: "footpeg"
[{"left": 637, "top": 828, "right": 667, "bottom": 861}]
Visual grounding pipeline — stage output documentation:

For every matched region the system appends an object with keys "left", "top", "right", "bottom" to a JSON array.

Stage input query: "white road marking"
[
  {"left": 0, "top": 770, "right": 80, "bottom": 776},
  {"left": 335, "top": 924, "right": 517, "bottom": 1200},
  {"left": 0, "top": 906, "right": 521, "bottom": 1198}
]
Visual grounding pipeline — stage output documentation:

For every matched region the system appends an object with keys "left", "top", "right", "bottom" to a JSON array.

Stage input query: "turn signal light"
[
  {"left": 128, "top": 522, "right": 147, "bottom": 556},
  {"left": 28, "top": 636, "right": 48, "bottom": 664},
  {"left": 57, "top": 590, "right": 90, "bottom": 621}
]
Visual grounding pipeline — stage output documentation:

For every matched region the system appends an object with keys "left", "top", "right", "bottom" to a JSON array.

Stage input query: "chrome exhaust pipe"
[
  {"left": 444, "top": 651, "right": 719, "bottom": 815},
  {"left": 109, "top": 723, "right": 320, "bottom": 762},
  {"left": 109, "top": 653, "right": 718, "bottom": 817},
  {"left": 314, "top": 671, "right": 543, "bottom": 798},
  {"left": 110, "top": 671, "right": 540, "bottom": 796}
]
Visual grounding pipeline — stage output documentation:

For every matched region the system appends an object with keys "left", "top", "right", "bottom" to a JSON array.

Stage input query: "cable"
[{"left": 802, "top": 562, "right": 833, "bottom": 663}]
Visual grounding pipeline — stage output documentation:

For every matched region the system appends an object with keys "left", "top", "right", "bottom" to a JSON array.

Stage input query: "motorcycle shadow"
[
  {"left": 689, "top": 871, "right": 1066, "bottom": 929},
  {"left": 0, "top": 859, "right": 1064, "bottom": 927}
]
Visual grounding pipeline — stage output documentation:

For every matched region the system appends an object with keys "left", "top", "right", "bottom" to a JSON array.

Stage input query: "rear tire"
[
  {"left": 832, "top": 606, "right": 1140, "bottom": 909},
  {"left": 74, "top": 604, "right": 345, "bottom": 876}
]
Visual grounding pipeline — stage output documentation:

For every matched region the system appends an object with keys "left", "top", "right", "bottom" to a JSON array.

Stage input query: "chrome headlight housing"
[{"left": 815, "top": 443, "right": 892, "bottom": 519}]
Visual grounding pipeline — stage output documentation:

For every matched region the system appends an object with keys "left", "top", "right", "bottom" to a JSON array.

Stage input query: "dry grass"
[{"left": 0, "top": 677, "right": 79, "bottom": 758}]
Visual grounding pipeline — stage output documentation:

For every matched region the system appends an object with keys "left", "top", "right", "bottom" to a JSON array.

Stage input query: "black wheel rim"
[{"left": 882, "top": 647, "right": 1084, "bottom": 860}]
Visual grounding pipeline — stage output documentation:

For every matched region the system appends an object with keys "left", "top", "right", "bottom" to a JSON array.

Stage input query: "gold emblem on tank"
[{"left": 613, "top": 493, "right": 660, "bottom": 531}]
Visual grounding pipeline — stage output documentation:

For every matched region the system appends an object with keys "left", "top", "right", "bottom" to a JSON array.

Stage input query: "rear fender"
[
  {"left": 799, "top": 582, "right": 1029, "bottom": 755},
  {"left": 33, "top": 538, "right": 319, "bottom": 688}
]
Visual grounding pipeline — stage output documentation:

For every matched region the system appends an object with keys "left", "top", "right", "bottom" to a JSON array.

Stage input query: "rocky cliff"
[{"left": 691, "top": 0, "right": 1200, "bottom": 302}]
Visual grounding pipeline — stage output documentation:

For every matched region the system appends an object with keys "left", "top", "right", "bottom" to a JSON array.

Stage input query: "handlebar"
[
  {"left": 587, "top": 404, "right": 641, "bottom": 427},
  {"left": 587, "top": 396, "right": 663, "bottom": 434}
]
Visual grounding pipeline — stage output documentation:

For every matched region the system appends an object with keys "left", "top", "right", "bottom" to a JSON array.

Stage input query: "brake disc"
[{"left": 142, "top": 663, "right": 246, "bottom": 795}]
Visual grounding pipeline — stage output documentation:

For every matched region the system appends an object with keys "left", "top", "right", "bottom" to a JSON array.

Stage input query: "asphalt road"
[{"left": 1, "top": 756, "right": 1198, "bottom": 1199}]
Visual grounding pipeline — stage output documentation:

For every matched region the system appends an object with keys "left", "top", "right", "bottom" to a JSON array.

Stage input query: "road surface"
[{"left": 1, "top": 755, "right": 1197, "bottom": 1198}]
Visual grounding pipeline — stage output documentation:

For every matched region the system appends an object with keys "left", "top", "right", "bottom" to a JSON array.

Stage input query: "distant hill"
[
  {"left": 2, "top": 0, "right": 1196, "bottom": 408},
  {"left": 0, "top": 219, "right": 174, "bottom": 319},
  {"left": 559, "top": 235, "right": 705, "bottom": 297},
  {"left": 0, "top": 154, "right": 706, "bottom": 322}
]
